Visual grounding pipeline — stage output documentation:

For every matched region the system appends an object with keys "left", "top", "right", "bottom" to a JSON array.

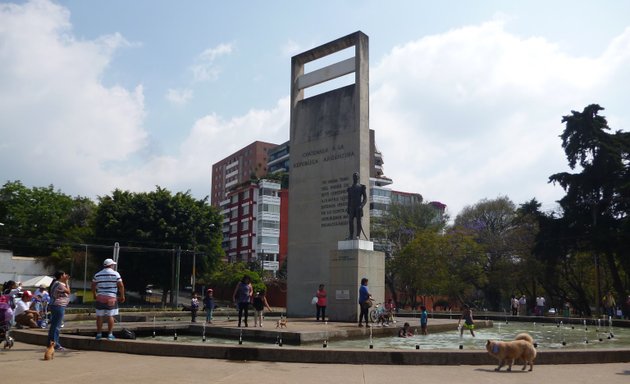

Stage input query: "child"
[
  {"left": 384, "top": 299, "right": 395, "bottom": 325},
  {"left": 398, "top": 322, "right": 413, "bottom": 337},
  {"left": 252, "top": 290, "right": 272, "bottom": 327},
  {"left": 458, "top": 304, "right": 475, "bottom": 337},
  {"left": 420, "top": 305, "right": 428, "bottom": 335},
  {"left": 190, "top": 292, "right": 199, "bottom": 323},
  {"left": 203, "top": 288, "right": 214, "bottom": 324}
]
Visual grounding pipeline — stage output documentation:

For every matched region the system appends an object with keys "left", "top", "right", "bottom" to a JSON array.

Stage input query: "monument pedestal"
[{"left": 327, "top": 240, "right": 385, "bottom": 322}]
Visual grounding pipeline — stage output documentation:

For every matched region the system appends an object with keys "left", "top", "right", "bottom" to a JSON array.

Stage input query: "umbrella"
[{"left": 21, "top": 275, "right": 53, "bottom": 288}]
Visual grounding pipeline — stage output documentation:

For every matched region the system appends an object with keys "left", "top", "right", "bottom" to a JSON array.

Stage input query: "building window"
[{"left": 241, "top": 237, "right": 249, "bottom": 247}]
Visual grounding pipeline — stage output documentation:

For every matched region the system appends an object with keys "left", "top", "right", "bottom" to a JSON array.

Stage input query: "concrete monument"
[{"left": 287, "top": 32, "right": 384, "bottom": 320}]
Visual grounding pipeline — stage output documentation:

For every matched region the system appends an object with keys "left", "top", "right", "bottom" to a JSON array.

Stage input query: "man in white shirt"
[
  {"left": 91, "top": 258, "right": 125, "bottom": 340},
  {"left": 536, "top": 296, "right": 546, "bottom": 316},
  {"left": 14, "top": 290, "right": 39, "bottom": 328}
]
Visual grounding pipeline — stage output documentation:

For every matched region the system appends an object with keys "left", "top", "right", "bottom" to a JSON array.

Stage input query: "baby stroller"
[{"left": 0, "top": 294, "right": 15, "bottom": 349}]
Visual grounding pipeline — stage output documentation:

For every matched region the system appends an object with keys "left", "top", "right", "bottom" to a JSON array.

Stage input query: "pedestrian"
[
  {"left": 602, "top": 291, "right": 616, "bottom": 318},
  {"left": 420, "top": 305, "right": 428, "bottom": 335},
  {"left": 315, "top": 284, "right": 327, "bottom": 322},
  {"left": 190, "top": 292, "right": 200, "bottom": 323},
  {"left": 536, "top": 295, "right": 546, "bottom": 316},
  {"left": 203, "top": 288, "right": 214, "bottom": 324},
  {"left": 48, "top": 270, "right": 70, "bottom": 351},
  {"left": 518, "top": 295, "right": 527, "bottom": 316},
  {"left": 510, "top": 295, "right": 519, "bottom": 316},
  {"left": 252, "top": 289, "right": 272, "bottom": 327},
  {"left": 358, "top": 277, "right": 372, "bottom": 327},
  {"left": 91, "top": 258, "right": 125, "bottom": 341},
  {"left": 458, "top": 304, "right": 475, "bottom": 337},
  {"left": 232, "top": 275, "right": 252, "bottom": 327}
]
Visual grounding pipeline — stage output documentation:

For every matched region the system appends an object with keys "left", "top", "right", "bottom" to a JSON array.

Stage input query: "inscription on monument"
[
  {"left": 293, "top": 144, "right": 355, "bottom": 169},
  {"left": 321, "top": 176, "right": 350, "bottom": 228}
]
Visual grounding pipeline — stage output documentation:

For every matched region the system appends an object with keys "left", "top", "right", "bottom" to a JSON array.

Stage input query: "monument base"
[{"left": 327, "top": 245, "right": 385, "bottom": 322}]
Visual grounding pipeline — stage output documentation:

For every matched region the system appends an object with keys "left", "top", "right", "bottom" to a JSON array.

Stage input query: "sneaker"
[
  {"left": 54, "top": 345, "right": 65, "bottom": 351},
  {"left": 107, "top": 334, "right": 115, "bottom": 341},
  {"left": 95, "top": 333, "right": 102, "bottom": 340}
]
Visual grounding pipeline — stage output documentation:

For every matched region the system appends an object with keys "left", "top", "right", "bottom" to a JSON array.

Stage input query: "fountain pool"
[{"left": 141, "top": 321, "right": 630, "bottom": 350}]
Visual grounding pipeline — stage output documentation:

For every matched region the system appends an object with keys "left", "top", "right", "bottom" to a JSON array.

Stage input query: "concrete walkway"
[{"left": 2, "top": 342, "right": 630, "bottom": 384}]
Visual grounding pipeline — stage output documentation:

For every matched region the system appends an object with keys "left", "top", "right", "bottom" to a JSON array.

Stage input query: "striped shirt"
[{"left": 93, "top": 268, "right": 122, "bottom": 298}]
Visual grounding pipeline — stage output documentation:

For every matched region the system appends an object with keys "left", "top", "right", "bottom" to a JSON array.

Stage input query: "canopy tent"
[{"left": 21, "top": 275, "right": 53, "bottom": 288}]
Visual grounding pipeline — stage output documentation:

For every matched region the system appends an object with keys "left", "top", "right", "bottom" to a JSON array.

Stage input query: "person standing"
[
  {"left": 252, "top": 290, "right": 272, "bottom": 327},
  {"left": 536, "top": 296, "right": 546, "bottom": 316},
  {"left": 518, "top": 295, "right": 527, "bottom": 316},
  {"left": 603, "top": 291, "right": 616, "bottom": 317},
  {"left": 48, "top": 271, "right": 70, "bottom": 351},
  {"left": 190, "top": 292, "right": 200, "bottom": 323},
  {"left": 458, "top": 304, "right": 475, "bottom": 337},
  {"left": 358, "top": 278, "right": 372, "bottom": 327},
  {"left": 203, "top": 288, "right": 215, "bottom": 324},
  {"left": 92, "top": 258, "right": 125, "bottom": 341},
  {"left": 316, "top": 284, "right": 327, "bottom": 322},
  {"left": 420, "top": 305, "right": 428, "bottom": 335},
  {"left": 232, "top": 275, "right": 252, "bottom": 327},
  {"left": 510, "top": 295, "right": 519, "bottom": 316}
]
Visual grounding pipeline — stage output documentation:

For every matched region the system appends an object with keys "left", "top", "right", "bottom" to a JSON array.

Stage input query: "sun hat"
[{"left": 103, "top": 258, "right": 117, "bottom": 267}]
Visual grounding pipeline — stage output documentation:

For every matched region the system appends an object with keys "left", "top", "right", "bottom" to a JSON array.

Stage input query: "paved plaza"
[{"left": 1, "top": 342, "right": 629, "bottom": 384}]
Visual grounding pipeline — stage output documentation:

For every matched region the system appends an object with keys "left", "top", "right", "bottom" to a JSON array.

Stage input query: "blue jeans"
[
  {"left": 205, "top": 307, "right": 213, "bottom": 322},
  {"left": 48, "top": 305, "right": 65, "bottom": 347}
]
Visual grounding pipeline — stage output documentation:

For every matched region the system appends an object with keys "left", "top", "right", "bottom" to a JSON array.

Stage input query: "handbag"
[{"left": 311, "top": 296, "right": 318, "bottom": 305}]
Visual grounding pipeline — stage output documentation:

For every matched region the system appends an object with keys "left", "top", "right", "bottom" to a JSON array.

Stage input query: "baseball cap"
[
  {"left": 103, "top": 258, "right": 117, "bottom": 267},
  {"left": 22, "top": 290, "right": 33, "bottom": 299}
]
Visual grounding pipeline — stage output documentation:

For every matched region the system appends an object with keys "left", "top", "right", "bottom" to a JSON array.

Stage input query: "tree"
[
  {"left": 371, "top": 201, "right": 448, "bottom": 307},
  {"left": 453, "top": 196, "right": 525, "bottom": 310},
  {"left": 546, "top": 104, "right": 630, "bottom": 313},
  {"left": 92, "top": 187, "right": 223, "bottom": 303},
  {"left": 0, "top": 181, "right": 95, "bottom": 261},
  {"left": 391, "top": 229, "right": 485, "bottom": 309}
]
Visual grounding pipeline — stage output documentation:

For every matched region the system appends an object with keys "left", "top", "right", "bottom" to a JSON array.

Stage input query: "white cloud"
[
  {"left": 117, "top": 97, "right": 290, "bottom": 196},
  {"left": 371, "top": 20, "right": 630, "bottom": 217},
  {"left": 165, "top": 88, "right": 193, "bottom": 105},
  {"left": 2, "top": 2, "right": 629, "bottom": 221},
  {"left": 190, "top": 43, "right": 233, "bottom": 82},
  {"left": 0, "top": 0, "right": 147, "bottom": 197}
]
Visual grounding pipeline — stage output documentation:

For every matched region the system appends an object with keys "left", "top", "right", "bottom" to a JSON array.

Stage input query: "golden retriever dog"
[
  {"left": 276, "top": 317, "right": 288, "bottom": 329},
  {"left": 44, "top": 340, "right": 55, "bottom": 361},
  {"left": 486, "top": 332, "right": 536, "bottom": 372}
]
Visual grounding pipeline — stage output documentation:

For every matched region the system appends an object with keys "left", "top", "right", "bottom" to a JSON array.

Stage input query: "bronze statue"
[{"left": 347, "top": 172, "right": 367, "bottom": 239}]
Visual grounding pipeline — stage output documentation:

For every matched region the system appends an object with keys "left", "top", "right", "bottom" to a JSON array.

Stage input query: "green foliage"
[
  {"left": 204, "top": 261, "right": 265, "bottom": 293},
  {"left": 453, "top": 196, "right": 538, "bottom": 309},
  {"left": 542, "top": 104, "right": 630, "bottom": 314},
  {"left": 92, "top": 187, "right": 223, "bottom": 294},
  {"left": 391, "top": 229, "right": 485, "bottom": 307},
  {"left": 0, "top": 181, "right": 95, "bottom": 258},
  {"left": 372, "top": 201, "right": 448, "bottom": 307}
]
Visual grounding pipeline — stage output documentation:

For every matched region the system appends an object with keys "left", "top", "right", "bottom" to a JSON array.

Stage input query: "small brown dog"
[
  {"left": 276, "top": 317, "right": 288, "bottom": 328},
  {"left": 44, "top": 340, "right": 55, "bottom": 361},
  {"left": 486, "top": 332, "right": 536, "bottom": 371}
]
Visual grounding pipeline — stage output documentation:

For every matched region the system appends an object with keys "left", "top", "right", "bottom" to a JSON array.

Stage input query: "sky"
[{"left": 1, "top": 0, "right": 629, "bottom": 218}]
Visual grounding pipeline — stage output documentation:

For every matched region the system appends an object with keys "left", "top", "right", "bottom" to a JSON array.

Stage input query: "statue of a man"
[{"left": 347, "top": 172, "right": 367, "bottom": 239}]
